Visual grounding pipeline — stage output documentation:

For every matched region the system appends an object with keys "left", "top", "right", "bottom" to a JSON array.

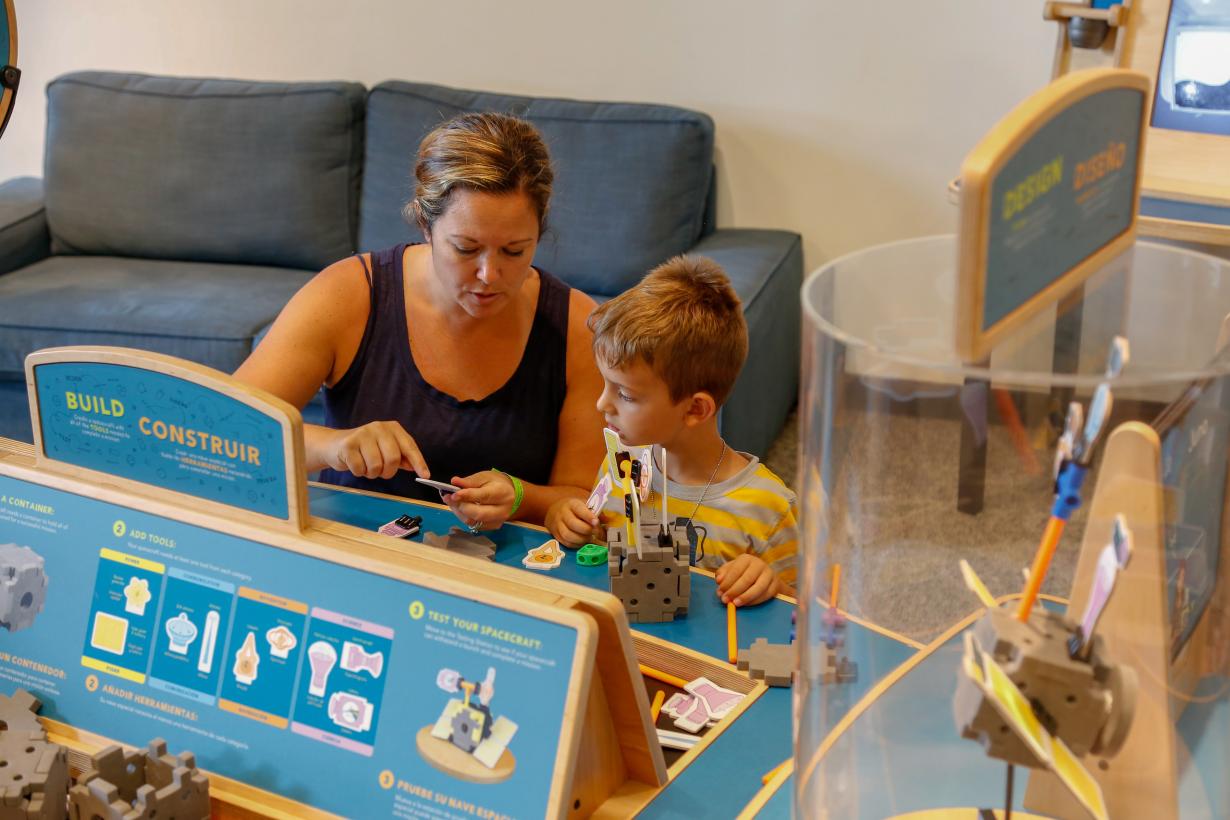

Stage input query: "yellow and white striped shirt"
[{"left": 595, "top": 449, "right": 798, "bottom": 584}]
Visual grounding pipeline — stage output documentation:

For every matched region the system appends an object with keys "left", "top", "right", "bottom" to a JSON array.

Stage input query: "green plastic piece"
[{"left": 576, "top": 543, "right": 608, "bottom": 566}]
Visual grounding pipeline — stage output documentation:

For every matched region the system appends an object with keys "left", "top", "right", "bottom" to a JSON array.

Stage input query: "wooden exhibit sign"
[
  {"left": 0, "top": 0, "right": 16, "bottom": 139},
  {"left": 26, "top": 347, "right": 310, "bottom": 531},
  {"left": 2, "top": 347, "right": 667, "bottom": 819},
  {"left": 956, "top": 68, "right": 1149, "bottom": 361}
]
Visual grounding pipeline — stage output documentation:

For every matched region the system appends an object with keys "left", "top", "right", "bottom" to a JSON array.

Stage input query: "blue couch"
[{"left": 0, "top": 72, "right": 802, "bottom": 457}]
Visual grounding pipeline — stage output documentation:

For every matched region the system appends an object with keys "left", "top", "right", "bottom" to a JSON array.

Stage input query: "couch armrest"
[
  {"left": 689, "top": 228, "right": 804, "bottom": 459},
  {"left": 0, "top": 177, "right": 51, "bottom": 276}
]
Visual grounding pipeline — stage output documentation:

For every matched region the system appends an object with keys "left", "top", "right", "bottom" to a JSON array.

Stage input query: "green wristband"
[{"left": 493, "top": 469, "right": 524, "bottom": 518}]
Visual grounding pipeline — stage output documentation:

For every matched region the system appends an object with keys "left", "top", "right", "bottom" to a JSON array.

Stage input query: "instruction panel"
[{"left": 0, "top": 474, "right": 584, "bottom": 819}]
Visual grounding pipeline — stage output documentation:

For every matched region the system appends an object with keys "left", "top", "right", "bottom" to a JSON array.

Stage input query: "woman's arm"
[{"left": 234, "top": 255, "right": 428, "bottom": 477}]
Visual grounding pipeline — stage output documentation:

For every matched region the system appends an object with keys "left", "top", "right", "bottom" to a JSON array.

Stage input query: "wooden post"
[{"left": 1024, "top": 422, "right": 1178, "bottom": 819}]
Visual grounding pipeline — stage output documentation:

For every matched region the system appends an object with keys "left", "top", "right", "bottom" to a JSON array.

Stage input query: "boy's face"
[{"left": 595, "top": 358, "right": 692, "bottom": 447}]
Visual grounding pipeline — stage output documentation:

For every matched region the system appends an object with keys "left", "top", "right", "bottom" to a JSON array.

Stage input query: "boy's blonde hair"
[{"left": 588, "top": 256, "right": 747, "bottom": 406}]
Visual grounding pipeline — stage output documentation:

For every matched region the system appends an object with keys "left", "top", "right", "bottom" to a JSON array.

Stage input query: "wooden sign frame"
[
  {"left": 0, "top": 0, "right": 15, "bottom": 139},
  {"left": 956, "top": 68, "right": 1149, "bottom": 361},
  {"left": 25, "top": 346, "right": 311, "bottom": 533}
]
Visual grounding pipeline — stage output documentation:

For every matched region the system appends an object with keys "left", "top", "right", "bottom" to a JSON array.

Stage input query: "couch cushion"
[
  {"left": 0, "top": 256, "right": 313, "bottom": 376},
  {"left": 44, "top": 72, "right": 366, "bottom": 271},
  {"left": 0, "top": 177, "right": 50, "bottom": 276},
  {"left": 360, "top": 82, "right": 714, "bottom": 297}
]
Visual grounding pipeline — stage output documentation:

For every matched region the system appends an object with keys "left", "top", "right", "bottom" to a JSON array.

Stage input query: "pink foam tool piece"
[
  {"left": 673, "top": 697, "right": 711, "bottom": 733},
  {"left": 685, "top": 677, "right": 743, "bottom": 720}
]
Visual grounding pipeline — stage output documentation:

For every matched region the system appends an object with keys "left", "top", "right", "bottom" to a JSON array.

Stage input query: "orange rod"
[
  {"left": 640, "top": 663, "right": 688, "bottom": 690},
  {"left": 994, "top": 388, "right": 1042, "bottom": 475},
  {"left": 727, "top": 602, "right": 738, "bottom": 664},
  {"left": 650, "top": 690, "right": 665, "bottom": 723},
  {"left": 1017, "top": 516, "right": 1066, "bottom": 620},
  {"left": 830, "top": 563, "right": 842, "bottom": 610}
]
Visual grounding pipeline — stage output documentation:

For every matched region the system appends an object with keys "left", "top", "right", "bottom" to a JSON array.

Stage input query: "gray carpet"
[{"left": 760, "top": 407, "right": 1087, "bottom": 644}]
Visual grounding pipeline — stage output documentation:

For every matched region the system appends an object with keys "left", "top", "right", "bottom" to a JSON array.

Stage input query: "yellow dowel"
[
  {"left": 640, "top": 663, "right": 688, "bottom": 690},
  {"left": 727, "top": 602, "right": 738, "bottom": 664},
  {"left": 650, "top": 690, "right": 665, "bottom": 723},
  {"left": 762, "top": 757, "right": 791, "bottom": 785},
  {"left": 620, "top": 460, "right": 638, "bottom": 551}
]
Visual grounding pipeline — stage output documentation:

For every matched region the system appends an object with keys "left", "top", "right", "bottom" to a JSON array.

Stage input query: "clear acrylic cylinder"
[{"left": 795, "top": 236, "right": 1230, "bottom": 818}]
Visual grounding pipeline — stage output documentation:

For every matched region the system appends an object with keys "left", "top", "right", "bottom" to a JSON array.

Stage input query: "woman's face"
[{"left": 424, "top": 188, "right": 541, "bottom": 319}]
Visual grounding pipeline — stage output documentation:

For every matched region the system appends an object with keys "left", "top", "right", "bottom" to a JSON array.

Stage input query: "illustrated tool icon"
[
  {"left": 233, "top": 631, "right": 260, "bottom": 685},
  {"left": 123, "top": 577, "right": 151, "bottom": 616},
  {"left": 328, "top": 691, "right": 374, "bottom": 732},
  {"left": 197, "top": 610, "right": 220, "bottom": 674},
  {"left": 307, "top": 641, "right": 338, "bottom": 697},
  {"left": 90, "top": 612, "right": 129, "bottom": 655},
  {"left": 164, "top": 613, "right": 198, "bottom": 655},
  {"left": 266, "top": 625, "right": 298, "bottom": 659},
  {"left": 340, "top": 641, "right": 384, "bottom": 678}
]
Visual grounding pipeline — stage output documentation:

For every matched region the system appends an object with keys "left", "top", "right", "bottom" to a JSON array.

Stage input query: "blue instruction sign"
[
  {"left": 956, "top": 70, "right": 1150, "bottom": 360},
  {"left": 33, "top": 361, "right": 290, "bottom": 519},
  {"left": 982, "top": 86, "right": 1144, "bottom": 331},
  {"left": 0, "top": 473, "right": 586, "bottom": 819}
]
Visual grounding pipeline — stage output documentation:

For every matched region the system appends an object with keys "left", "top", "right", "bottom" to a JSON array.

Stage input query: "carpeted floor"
[
  {"left": 759, "top": 405, "right": 1089, "bottom": 644},
  {"left": 762, "top": 407, "right": 799, "bottom": 491}
]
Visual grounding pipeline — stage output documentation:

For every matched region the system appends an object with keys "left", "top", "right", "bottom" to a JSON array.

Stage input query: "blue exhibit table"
[{"left": 307, "top": 484, "right": 921, "bottom": 817}]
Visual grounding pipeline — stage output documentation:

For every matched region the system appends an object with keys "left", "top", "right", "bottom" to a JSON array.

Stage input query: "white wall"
[{"left": 0, "top": 0, "right": 1057, "bottom": 271}]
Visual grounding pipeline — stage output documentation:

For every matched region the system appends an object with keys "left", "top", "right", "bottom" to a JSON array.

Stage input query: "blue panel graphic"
[
  {"left": 34, "top": 362, "right": 289, "bottom": 519},
  {"left": 147, "top": 570, "right": 234, "bottom": 705},
  {"left": 0, "top": 6, "right": 9, "bottom": 68},
  {"left": 0, "top": 474, "right": 580, "bottom": 819},
  {"left": 81, "top": 551, "right": 164, "bottom": 682},
  {"left": 291, "top": 611, "right": 394, "bottom": 754},
  {"left": 983, "top": 86, "right": 1144, "bottom": 331},
  {"left": 217, "top": 593, "right": 307, "bottom": 725}
]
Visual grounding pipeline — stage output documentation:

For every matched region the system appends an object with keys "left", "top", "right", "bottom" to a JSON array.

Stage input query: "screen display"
[{"left": 1153, "top": 0, "right": 1230, "bottom": 136}]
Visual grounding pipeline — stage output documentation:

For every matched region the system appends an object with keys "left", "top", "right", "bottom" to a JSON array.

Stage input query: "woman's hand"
[
  {"left": 318, "top": 421, "right": 429, "bottom": 480},
  {"left": 443, "top": 470, "right": 517, "bottom": 531},
  {"left": 546, "top": 498, "right": 603, "bottom": 547}
]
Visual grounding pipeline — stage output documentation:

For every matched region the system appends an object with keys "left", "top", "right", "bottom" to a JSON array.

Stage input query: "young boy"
[{"left": 546, "top": 255, "right": 798, "bottom": 607}]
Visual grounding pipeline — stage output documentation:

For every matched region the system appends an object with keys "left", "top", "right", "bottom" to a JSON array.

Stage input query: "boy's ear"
[{"left": 682, "top": 391, "right": 718, "bottom": 427}]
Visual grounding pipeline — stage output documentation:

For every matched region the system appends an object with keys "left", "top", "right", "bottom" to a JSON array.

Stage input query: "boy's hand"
[
  {"left": 715, "top": 553, "right": 780, "bottom": 607},
  {"left": 546, "top": 498, "right": 602, "bottom": 548}
]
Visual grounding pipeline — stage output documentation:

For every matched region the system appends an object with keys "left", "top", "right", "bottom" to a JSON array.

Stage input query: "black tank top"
[{"left": 320, "top": 244, "right": 570, "bottom": 503}]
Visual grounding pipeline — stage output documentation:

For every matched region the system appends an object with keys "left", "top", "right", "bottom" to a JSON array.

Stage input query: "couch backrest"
[
  {"left": 44, "top": 72, "right": 365, "bottom": 271},
  {"left": 359, "top": 82, "right": 714, "bottom": 297}
]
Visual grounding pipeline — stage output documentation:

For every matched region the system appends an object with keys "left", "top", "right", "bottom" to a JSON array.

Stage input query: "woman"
[{"left": 235, "top": 112, "right": 605, "bottom": 530}]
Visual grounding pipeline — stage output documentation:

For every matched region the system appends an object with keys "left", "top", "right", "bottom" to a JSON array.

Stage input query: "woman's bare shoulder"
[
  {"left": 565, "top": 287, "right": 597, "bottom": 349},
  {"left": 293, "top": 254, "right": 374, "bottom": 328}
]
